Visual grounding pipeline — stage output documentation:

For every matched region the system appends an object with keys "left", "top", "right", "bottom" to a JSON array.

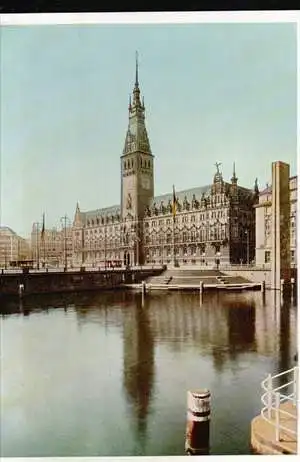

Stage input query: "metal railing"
[
  {"left": 261, "top": 366, "right": 298, "bottom": 442},
  {"left": 0, "top": 264, "right": 165, "bottom": 275}
]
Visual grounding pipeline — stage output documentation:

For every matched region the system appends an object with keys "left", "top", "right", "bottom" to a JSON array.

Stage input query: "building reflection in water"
[
  {"left": 122, "top": 295, "right": 155, "bottom": 448},
  {"left": 226, "top": 298, "right": 256, "bottom": 358},
  {"left": 0, "top": 288, "right": 296, "bottom": 384}
]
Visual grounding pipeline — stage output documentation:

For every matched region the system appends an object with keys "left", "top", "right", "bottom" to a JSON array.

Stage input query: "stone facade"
[
  {"left": 0, "top": 226, "right": 31, "bottom": 267},
  {"left": 71, "top": 59, "right": 258, "bottom": 268},
  {"left": 254, "top": 174, "right": 297, "bottom": 270},
  {"left": 31, "top": 224, "right": 73, "bottom": 268}
]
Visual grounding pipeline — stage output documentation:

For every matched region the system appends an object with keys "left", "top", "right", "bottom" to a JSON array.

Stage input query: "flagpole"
[
  {"left": 43, "top": 213, "right": 46, "bottom": 267},
  {"left": 37, "top": 223, "right": 40, "bottom": 270},
  {"left": 172, "top": 214, "right": 175, "bottom": 267},
  {"left": 41, "top": 213, "right": 46, "bottom": 268}
]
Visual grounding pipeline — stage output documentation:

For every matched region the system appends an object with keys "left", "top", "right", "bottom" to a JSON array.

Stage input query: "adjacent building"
[
  {"left": 72, "top": 58, "right": 259, "bottom": 267},
  {"left": 31, "top": 223, "right": 72, "bottom": 268},
  {"left": 0, "top": 226, "right": 31, "bottom": 267},
  {"left": 254, "top": 175, "right": 297, "bottom": 269}
]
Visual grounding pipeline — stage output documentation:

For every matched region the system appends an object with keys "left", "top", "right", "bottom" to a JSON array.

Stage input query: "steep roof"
[
  {"left": 152, "top": 185, "right": 211, "bottom": 205},
  {"left": 81, "top": 181, "right": 254, "bottom": 223},
  {"left": 85, "top": 205, "right": 120, "bottom": 219},
  {"left": 0, "top": 226, "right": 17, "bottom": 236}
]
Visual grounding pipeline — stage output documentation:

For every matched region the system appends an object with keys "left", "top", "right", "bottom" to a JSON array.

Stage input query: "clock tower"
[{"left": 121, "top": 53, "right": 154, "bottom": 222}]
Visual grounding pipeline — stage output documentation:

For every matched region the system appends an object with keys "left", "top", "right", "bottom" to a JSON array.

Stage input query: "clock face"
[{"left": 142, "top": 176, "right": 150, "bottom": 190}]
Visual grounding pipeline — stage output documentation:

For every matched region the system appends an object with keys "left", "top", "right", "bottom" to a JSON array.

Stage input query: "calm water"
[{"left": 0, "top": 289, "right": 297, "bottom": 456}]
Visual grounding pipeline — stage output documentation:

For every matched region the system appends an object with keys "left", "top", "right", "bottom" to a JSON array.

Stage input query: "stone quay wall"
[{"left": 0, "top": 267, "right": 164, "bottom": 296}]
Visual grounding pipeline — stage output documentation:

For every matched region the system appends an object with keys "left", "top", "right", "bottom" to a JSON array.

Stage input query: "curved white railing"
[{"left": 261, "top": 366, "right": 298, "bottom": 442}]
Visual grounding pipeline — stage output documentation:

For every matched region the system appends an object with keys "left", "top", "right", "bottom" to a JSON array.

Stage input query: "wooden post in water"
[
  {"left": 185, "top": 389, "right": 211, "bottom": 455},
  {"left": 18, "top": 284, "right": 24, "bottom": 298},
  {"left": 291, "top": 278, "right": 295, "bottom": 299},
  {"left": 261, "top": 280, "right": 265, "bottom": 293},
  {"left": 141, "top": 281, "right": 146, "bottom": 307},
  {"left": 199, "top": 280, "right": 203, "bottom": 294}
]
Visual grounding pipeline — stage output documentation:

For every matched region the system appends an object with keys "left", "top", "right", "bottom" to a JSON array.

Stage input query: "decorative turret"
[
  {"left": 231, "top": 162, "right": 238, "bottom": 185},
  {"left": 73, "top": 202, "right": 82, "bottom": 227},
  {"left": 212, "top": 162, "right": 225, "bottom": 194},
  {"left": 253, "top": 177, "right": 259, "bottom": 203}
]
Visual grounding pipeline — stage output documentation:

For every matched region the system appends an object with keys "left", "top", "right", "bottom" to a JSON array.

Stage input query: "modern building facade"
[
  {"left": 0, "top": 226, "right": 31, "bottom": 267},
  {"left": 255, "top": 174, "right": 297, "bottom": 269},
  {"left": 71, "top": 58, "right": 259, "bottom": 268}
]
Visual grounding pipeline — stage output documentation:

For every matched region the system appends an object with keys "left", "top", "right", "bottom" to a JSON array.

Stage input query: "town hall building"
[{"left": 72, "top": 58, "right": 259, "bottom": 268}]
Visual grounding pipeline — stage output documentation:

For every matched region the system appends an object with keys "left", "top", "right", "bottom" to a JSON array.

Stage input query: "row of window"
[
  {"left": 265, "top": 250, "right": 296, "bottom": 263},
  {"left": 123, "top": 157, "right": 151, "bottom": 170},
  {"left": 145, "top": 211, "right": 228, "bottom": 228},
  {"left": 84, "top": 227, "right": 120, "bottom": 236},
  {"left": 145, "top": 245, "right": 222, "bottom": 258},
  {"left": 86, "top": 218, "right": 120, "bottom": 227},
  {"left": 145, "top": 229, "right": 226, "bottom": 244}
]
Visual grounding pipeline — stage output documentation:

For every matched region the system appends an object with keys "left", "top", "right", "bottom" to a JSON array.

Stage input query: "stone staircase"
[{"left": 145, "top": 269, "right": 251, "bottom": 288}]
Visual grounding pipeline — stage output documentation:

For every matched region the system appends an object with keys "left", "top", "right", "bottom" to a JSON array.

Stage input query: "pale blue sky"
[{"left": 0, "top": 22, "right": 297, "bottom": 238}]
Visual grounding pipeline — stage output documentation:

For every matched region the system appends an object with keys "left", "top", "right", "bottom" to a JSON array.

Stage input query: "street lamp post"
[
  {"left": 104, "top": 223, "right": 107, "bottom": 269},
  {"left": 161, "top": 231, "right": 164, "bottom": 265},
  {"left": 33, "top": 222, "right": 40, "bottom": 269},
  {"left": 245, "top": 229, "right": 249, "bottom": 265},
  {"left": 60, "top": 215, "right": 70, "bottom": 270}
]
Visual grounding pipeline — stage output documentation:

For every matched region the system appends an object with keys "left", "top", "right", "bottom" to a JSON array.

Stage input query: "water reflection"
[
  {"left": 122, "top": 297, "right": 154, "bottom": 444},
  {"left": 0, "top": 289, "right": 297, "bottom": 457},
  {"left": 226, "top": 300, "right": 256, "bottom": 355}
]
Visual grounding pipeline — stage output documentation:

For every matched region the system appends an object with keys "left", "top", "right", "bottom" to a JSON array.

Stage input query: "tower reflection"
[
  {"left": 122, "top": 295, "right": 154, "bottom": 445},
  {"left": 226, "top": 299, "right": 256, "bottom": 357}
]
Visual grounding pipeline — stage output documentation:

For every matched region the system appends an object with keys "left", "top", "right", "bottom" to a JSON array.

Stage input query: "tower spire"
[
  {"left": 132, "top": 51, "right": 141, "bottom": 107},
  {"left": 135, "top": 50, "right": 139, "bottom": 87},
  {"left": 123, "top": 53, "right": 151, "bottom": 156}
]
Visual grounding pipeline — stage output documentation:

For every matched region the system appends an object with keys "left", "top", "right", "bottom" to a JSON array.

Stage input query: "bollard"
[
  {"left": 185, "top": 389, "right": 211, "bottom": 455},
  {"left": 141, "top": 280, "right": 146, "bottom": 295},
  {"left": 261, "top": 280, "right": 265, "bottom": 293},
  {"left": 199, "top": 281, "right": 204, "bottom": 294}
]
